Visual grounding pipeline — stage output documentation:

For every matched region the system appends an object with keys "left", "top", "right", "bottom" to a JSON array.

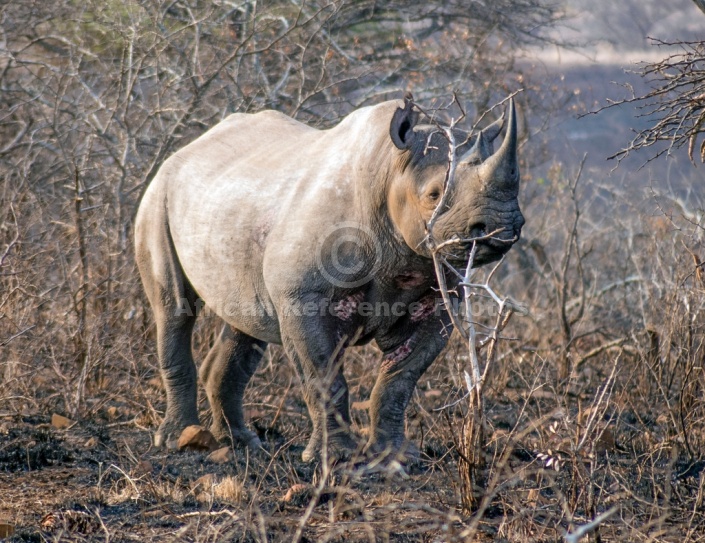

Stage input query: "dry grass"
[{"left": 2, "top": 123, "right": 705, "bottom": 541}]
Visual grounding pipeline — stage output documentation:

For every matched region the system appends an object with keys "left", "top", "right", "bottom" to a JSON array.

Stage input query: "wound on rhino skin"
[
  {"left": 333, "top": 292, "right": 365, "bottom": 320},
  {"left": 381, "top": 337, "right": 414, "bottom": 373},
  {"left": 410, "top": 294, "right": 437, "bottom": 322},
  {"left": 395, "top": 270, "right": 427, "bottom": 289}
]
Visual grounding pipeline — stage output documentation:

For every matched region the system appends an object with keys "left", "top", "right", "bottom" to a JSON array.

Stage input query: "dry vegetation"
[{"left": 2, "top": 1, "right": 705, "bottom": 542}]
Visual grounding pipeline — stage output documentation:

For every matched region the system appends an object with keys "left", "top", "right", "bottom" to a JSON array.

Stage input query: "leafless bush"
[
  {"left": 607, "top": 39, "right": 705, "bottom": 164},
  {"left": 595, "top": 1, "right": 705, "bottom": 164},
  {"left": 469, "top": 155, "right": 705, "bottom": 541}
]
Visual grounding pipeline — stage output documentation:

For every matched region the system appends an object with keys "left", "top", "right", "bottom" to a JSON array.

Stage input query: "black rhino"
[{"left": 135, "top": 94, "right": 524, "bottom": 462}]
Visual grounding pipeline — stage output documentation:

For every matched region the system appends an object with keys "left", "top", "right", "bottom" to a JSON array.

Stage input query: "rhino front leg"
[
  {"left": 299, "top": 369, "right": 356, "bottom": 463},
  {"left": 278, "top": 304, "right": 357, "bottom": 463},
  {"left": 367, "top": 297, "right": 450, "bottom": 459},
  {"left": 199, "top": 324, "right": 267, "bottom": 449}
]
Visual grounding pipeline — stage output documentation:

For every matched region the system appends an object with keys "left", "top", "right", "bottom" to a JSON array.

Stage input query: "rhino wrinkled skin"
[{"left": 135, "top": 95, "right": 524, "bottom": 462}]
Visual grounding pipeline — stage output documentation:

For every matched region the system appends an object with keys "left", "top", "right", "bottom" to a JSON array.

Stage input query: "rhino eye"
[{"left": 427, "top": 190, "right": 440, "bottom": 201}]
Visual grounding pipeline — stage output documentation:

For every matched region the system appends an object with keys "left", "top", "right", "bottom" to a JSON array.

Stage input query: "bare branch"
[
  {"left": 564, "top": 506, "right": 619, "bottom": 543},
  {"left": 593, "top": 40, "right": 705, "bottom": 165}
]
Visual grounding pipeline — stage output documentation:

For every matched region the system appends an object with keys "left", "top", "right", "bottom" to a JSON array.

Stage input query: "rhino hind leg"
[
  {"left": 199, "top": 324, "right": 266, "bottom": 450},
  {"left": 135, "top": 193, "right": 204, "bottom": 449},
  {"left": 136, "top": 248, "right": 200, "bottom": 448},
  {"left": 152, "top": 309, "right": 200, "bottom": 449}
]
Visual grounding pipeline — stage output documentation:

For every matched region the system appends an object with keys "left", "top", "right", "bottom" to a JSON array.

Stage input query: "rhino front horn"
[{"left": 478, "top": 97, "right": 519, "bottom": 191}]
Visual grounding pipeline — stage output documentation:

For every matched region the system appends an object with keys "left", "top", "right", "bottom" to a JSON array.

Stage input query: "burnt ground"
[{"left": 2, "top": 335, "right": 705, "bottom": 543}]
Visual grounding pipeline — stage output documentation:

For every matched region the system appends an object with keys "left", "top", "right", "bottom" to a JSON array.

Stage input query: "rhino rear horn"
[
  {"left": 460, "top": 108, "right": 505, "bottom": 165},
  {"left": 480, "top": 112, "right": 505, "bottom": 145},
  {"left": 390, "top": 93, "right": 419, "bottom": 150},
  {"left": 460, "top": 130, "right": 491, "bottom": 165},
  {"left": 478, "top": 97, "right": 519, "bottom": 190}
]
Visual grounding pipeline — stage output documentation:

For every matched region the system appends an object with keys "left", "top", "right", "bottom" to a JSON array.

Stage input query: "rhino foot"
[
  {"left": 338, "top": 441, "right": 423, "bottom": 479},
  {"left": 154, "top": 417, "right": 200, "bottom": 450},
  {"left": 396, "top": 440, "right": 421, "bottom": 464},
  {"left": 302, "top": 433, "right": 359, "bottom": 463},
  {"left": 216, "top": 427, "right": 264, "bottom": 452},
  {"left": 242, "top": 434, "right": 264, "bottom": 452},
  {"left": 154, "top": 433, "right": 179, "bottom": 450},
  {"left": 363, "top": 439, "right": 421, "bottom": 467}
]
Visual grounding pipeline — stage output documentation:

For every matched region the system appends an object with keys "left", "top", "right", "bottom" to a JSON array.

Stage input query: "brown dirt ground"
[{"left": 2, "top": 337, "right": 704, "bottom": 543}]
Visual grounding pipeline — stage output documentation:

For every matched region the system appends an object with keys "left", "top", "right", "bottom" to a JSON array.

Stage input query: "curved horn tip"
[
  {"left": 502, "top": 96, "right": 517, "bottom": 145},
  {"left": 507, "top": 97, "right": 516, "bottom": 127}
]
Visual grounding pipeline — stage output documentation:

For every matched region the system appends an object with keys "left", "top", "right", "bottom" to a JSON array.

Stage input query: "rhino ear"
[{"left": 390, "top": 92, "right": 419, "bottom": 150}]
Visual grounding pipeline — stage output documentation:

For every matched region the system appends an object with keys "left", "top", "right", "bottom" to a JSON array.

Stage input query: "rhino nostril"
[{"left": 469, "top": 222, "right": 487, "bottom": 239}]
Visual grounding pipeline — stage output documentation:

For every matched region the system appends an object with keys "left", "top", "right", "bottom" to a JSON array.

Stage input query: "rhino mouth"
[
  {"left": 471, "top": 241, "right": 513, "bottom": 266},
  {"left": 442, "top": 237, "right": 515, "bottom": 268},
  {"left": 431, "top": 216, "right": 521, "bottom": 267}
]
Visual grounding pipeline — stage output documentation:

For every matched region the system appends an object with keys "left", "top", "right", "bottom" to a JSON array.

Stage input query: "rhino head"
[{"left": 386, "top": 95, "right": 524, "bottom": 266}]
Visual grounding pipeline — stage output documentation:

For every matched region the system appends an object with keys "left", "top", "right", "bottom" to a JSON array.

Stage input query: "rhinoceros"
[{"left": 135, "top": 94, "right": 523, "bottom": 462}]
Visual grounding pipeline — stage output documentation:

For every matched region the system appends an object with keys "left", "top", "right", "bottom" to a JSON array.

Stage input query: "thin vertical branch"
[{"left": 424, "top": 97, "right": 522, "bottom": 513}]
